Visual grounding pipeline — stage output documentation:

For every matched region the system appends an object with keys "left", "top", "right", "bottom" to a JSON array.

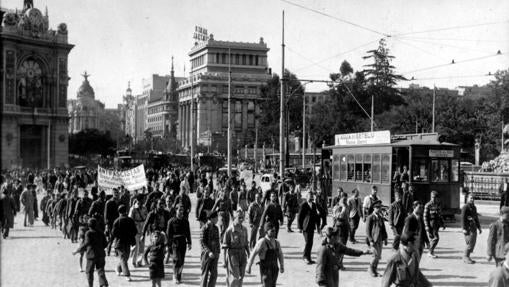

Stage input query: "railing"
[{"left": 464, "top": 171, "right": 509, "bottom": 200}]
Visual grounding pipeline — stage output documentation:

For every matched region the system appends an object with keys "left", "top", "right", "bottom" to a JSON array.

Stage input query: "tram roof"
[{"left": 324, "top": 138, "right": 458, "bottom": 149}]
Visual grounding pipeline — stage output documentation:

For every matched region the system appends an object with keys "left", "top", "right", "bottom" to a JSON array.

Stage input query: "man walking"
[
  {"left": 104, "top": 188, "right": 120, "bottom": 256},
  {"left": 298, "top": 192, "right": 320, "bottom": 264},
  {"left": 111, "top": 204, "right": 137, "bottom": 281},
  {"left": 259, "top": 192, "right": 284, "bottom": 239},
  {"left": 200, "top": 211, "right": 220, "bottom": 287},
  {"left": 347, "top": 188, "right": 362, "bottom": 244},
  {"left": 362, "top": 186, "right": 379, "bottom": 222},
  {"left": 0, "top": 186, "right": 16, "bottom": 239},
  {"left": 223, "top": 209, "right": 250, "bottom": 287},
  {"left": 284, "top": 186, "right": 299, "bottom": 232},
  {"left": 248, "top": 193, "right": 263, "bottom": 249},
  {"left": 488, "top": 243, "right": 509, "bottom": 287},
  {"left": 461, "top": 194, "right": 482, "bottom": 264},
  {"left": 73, "top": 218, "right": 109, "bottom": 287},
  {"left": 424, "top": 190, "right": 445, "bottom": 258},
  {"left": 128, "top": 196, "right": 148, "bottom": 267},
  {"left": 20, "top": 184, "right": 35, "bottom": 227},
  {"left": 403, "top": 201, "right": 429, "bottom": 259},
  {"left": 488, "top": 206, "right": 509, "bottom": 267},
  {"left": 388, "top": 190, "right": 406, "bottom": 250},
  {"left": 365, "top": 200, "right": 387, "bottom": 277},
  {"left": 166, "top": 204, "right": 192, "bottom": 285}
]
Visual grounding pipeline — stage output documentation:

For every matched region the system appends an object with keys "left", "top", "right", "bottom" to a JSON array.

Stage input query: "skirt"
[{"left": 149, "top": 260, "right": 164, "bottom": 279}]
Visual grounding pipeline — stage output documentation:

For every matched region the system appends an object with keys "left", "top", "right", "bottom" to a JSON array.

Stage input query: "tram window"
[
  {"left": 412, "top": 159, "right": 428, "bottom": 182},
  {"left": 363, "top": 154, "right": 372, "bottom": 182},
  {"left": 347, "top": 154, "right": 355, "bottom": 181},
  {"left": 451, "top": 159, "right": 459, "bottom": 182},
  {"left": 333, "top": 155, "right": 340, "bottom": 180},
  {"left": 340, "top": 155, "right": 347, "bottom": 181},
  {"left": 372, "top": 154, "right": 380, "bottom": 183},
  {"left": 355, "top": 154, "right": 363, "bottom": 181},
  {"left": 381, "top": 154, "right": 391, "bottom": 183},
  {"left": 432, "top": 159, "right": 450, "bottom": 182}
]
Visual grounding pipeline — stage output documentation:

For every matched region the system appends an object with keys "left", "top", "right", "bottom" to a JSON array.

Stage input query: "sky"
[{"left": 2, "top": 0, "right": 509, "bottom": 108}]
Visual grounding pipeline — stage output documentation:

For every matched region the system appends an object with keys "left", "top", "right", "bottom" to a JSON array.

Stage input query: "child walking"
[{"left": 144, "top": 231, "right": 166, "bottom": 287}]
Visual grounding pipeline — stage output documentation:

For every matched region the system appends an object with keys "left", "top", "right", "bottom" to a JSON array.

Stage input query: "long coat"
[
  {"left": 0, "top": 193, "right": 16, "bottom": 228},
  {"left": 20, "top": 189, "right": 34, "bottom": 223}
]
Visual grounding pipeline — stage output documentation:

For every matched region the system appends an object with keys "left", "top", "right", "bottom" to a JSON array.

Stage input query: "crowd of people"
[{"left": 1, "top": 167, "right": 509, "bottom": 287}]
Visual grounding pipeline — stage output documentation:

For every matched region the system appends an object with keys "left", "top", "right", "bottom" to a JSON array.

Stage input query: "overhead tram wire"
[
  {"left": 394, "top": 36, "right": 497, "bottom": 54},
  {"left": 388, "top": 37, "right": 449, "bottom": 61},
  {"left": 393, "top": 20, "right": 509, "bottom": 37},
  {"left": 280, "top": 0, "right": 390, "bottom": 37},
  {"left": 409, "top": 73, "right": 494, "bottom": 81},
  {"left": 395, "top": 35, "right": 507, "bottom": 44}
]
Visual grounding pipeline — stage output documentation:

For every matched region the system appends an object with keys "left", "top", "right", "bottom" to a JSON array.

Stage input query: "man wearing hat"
[
  {"left": 488, "top": 206, "right": 509, "bottom": 267},
  {"left": 166, "top": 203, "right": 192, "bottom": 285},
  {"left": 73, "top": 218, "right": 109, "bottom": 287},
  {"left": 20, "top": 183, "right": 35, "bottom": 227},
  {"left": 247, "top": 222, "right": 285, "bottom": 287},
  {"left": 424, "top": 190, "right": 445, "bottom": 258},
  {"left": 461, "top": 193, "right": 482, "bottom": 264},
  {"left": 316, "top": 225, "right": 369, "bottom": 287},
  {"left": 0, "top": 184, "right": 17, "bottom": 239},
  {"left": 111, "top": 204, "right": 138, "bottom": 281},
  {"left": 365, "top": 199, "right": 387, "bottom": 277},
  {"left": 200, "top": 210, "right": 220, "bottom": 287}
]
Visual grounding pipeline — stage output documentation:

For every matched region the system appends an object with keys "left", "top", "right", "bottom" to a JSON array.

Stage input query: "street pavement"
[{"left": 0, "top": 193, "right": 501, "bottom": 287}]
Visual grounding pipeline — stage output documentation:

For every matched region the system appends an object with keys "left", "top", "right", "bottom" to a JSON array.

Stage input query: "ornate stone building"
[
  {"left": 177, "top": 36, "right": 271, "bottom": 153},
  {"left": 67, "top": 72, "right": 106, "bottom": 134},
  {"left": 1, "top": 0, "right": 73, "bottom": 169},
  {"left": 122, "top": 82, "right": 136, "bottom": 140}
]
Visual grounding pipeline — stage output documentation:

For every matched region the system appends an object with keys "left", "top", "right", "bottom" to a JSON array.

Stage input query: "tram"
[{"left": 324, "top": 131, "right": 461, "bottom": 217}]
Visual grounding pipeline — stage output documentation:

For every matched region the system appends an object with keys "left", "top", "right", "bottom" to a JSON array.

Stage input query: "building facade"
[
  {"left": 67, "top": 72, "right": 106, "bottom": 133},
  {"left": 123, "top": 82, "right": 136, "bottom": 140},
  {"left": 177, "top": 35, "right": 271, "bottom": 153},
  {"left": 1, "top": 0, "right": 73, "bottom": 169}
]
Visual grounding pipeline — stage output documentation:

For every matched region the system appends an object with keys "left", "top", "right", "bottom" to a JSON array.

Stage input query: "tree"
[
  {"left": 258, "top": 69, "right": 304, "bottom": 146},
  {"left": 69, "top": 129, "right": 116, "bottom": 157}
]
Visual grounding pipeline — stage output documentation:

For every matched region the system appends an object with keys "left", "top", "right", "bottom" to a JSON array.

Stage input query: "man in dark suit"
[
  {"left": 499, "top": 178, "right": 509, "bottom": 211},
  {"left": 104, "top": 188, "right": 120, "bottom": 256},
  {"left": 401, "top": 183, "right": 414, "bottom": 216},
  {"left": 365, "top": 200, "right": 387, "bottom": 277},
  {"left": 403, "top": 201, "right": 429, "bottom": 259},
  {"left": 73, "top": 218, "right": 109, "bottom": 287},
  {"left": 260, "top": 191, "right": 284, "bottom": 239},
  {"left": 388, "top": 190, "right": 406, "bottom": 250},
  {"left": 298, "top": 192, "right": 320, "bottom": 264},
  {"left": 111, "top": 204, "right": 137, "bottom": 281}
]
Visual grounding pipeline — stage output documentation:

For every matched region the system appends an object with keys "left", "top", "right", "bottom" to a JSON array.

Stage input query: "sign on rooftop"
[
  {"left": 334, "top": 130, "right": 391, "bottom": 146},
  {"left": 193, "top": 26, "right": 209, "bottom": 42}
]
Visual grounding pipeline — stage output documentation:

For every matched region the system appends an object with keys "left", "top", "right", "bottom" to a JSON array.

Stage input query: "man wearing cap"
[
  {"left": 488, "top": 206, "right": 509, "bottom": 267},
  {"left": 247, "top": 222, "right": 285, "bottom": 287},
  {"left": 260, "top": 191, "right": 284, "bottom": 239},
  {"left": 347, "top": 188, "right": 363, "bottom": 244},
  {"left": 248, "top": 192, "right": 264, "bottom": 249},
  {"left": 0, "top": 185, "right": 17, "bottom": 239},
  {"left": 223, "top": 209, "right": 250, "bottom": 287},
  {"left": 88, "top": 190, "right": 106, "bottom": 233},
  {"left": 461, "top": 194, "right": 482, "bottom": 264},
  {"left": 73, "top": 218, "right": 109, "bottom": 287},
  {"left": 67, "top": 188, "right": 80, "bottom": 243},
  {"left": 166, "top": 204, "right": 192, "bottom": 285},
  {"left": 284, "top": 184, "right": 299, "bottom": 233},
  {"left": 128, "top": 195, "right": 148, "bottom": 267},
  {"left": 403, "top": 201, "right": 429, "bottom": 259},
  {"left": 488, "top": 242, "right": 509, "bottom": 287},
  {"left": 197, "top": 189, "right": 215, "bottom": 228},
  {"left": 200, "top": 210, "right": 220, "bottom": 287},
  {"left": 389, "top": 190, "right": 406, "bottom": 250},
  {"left": 316, "top": 225, "right": 369, "bottom": 287},
  {"left": 104, "top": 188, "right": 120, "bottom": 256},
  {"left": 365, "top": 200, "right": 388, "bottom": 277},
  {"left": 424, "top": 190, "right": 445, "bottom": 258},
  {"left": 174, "top": 186, "right": 192, "bottom": 220},
  {"left": 111, "top": 204, "right": 138, "bottom": 281},
  {"left": 20, "top": 183, "right": 35, "bottom": 227},
  {"left": 381, "top": 233, "right": 432, "bottom": 287},
  {"left": 402, "top": 183, "right": 415, "bottom": 216}
]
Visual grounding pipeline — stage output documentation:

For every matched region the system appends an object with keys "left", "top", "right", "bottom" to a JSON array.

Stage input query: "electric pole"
[{"left": 279, "top": 10, "right": 285, "bottom": 179}]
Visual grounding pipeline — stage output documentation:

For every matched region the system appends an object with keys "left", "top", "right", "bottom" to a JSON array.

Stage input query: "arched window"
[{"left": 17, "top": 59, "right": 45, "bottom": 107}]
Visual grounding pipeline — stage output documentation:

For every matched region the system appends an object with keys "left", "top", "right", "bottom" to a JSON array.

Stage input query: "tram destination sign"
[
  {"left": 429, "top": 149, "right": 454, "bottom": 158},
  {"left": 334, "top": 130, "right": 391, "bottom": 146}
]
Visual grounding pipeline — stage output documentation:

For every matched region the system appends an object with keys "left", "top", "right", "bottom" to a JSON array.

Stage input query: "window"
[
  {"left": 340, "top": 155, "right": 347, "bottom": 181},
  {"left": 222, "top": 53, "right": 226, "bottom": 64},
  {"left": 222, "top": 101, "right": 228, "bottom": 129},
  {"left": 249, "top": 55, "right": 253, "bottom": 65},
  {"left": 236, "top": 54, "right": 240, "bottom": 65},
  {"left": 451, "top": 159, "right": 459, "bottom": 182},
  {"left": 242, "top": 55, "right": 247, "bottom": 65},
  {"left": 333, "top": 155, "right": 340, "bottom": 180},
  {"left": 381, "top": 154, "right": 391, "bottom": 183},
  {"left": 412, "top": 159, "right": 428, "bottom": 182},
  {"left": 235, "top": 101, "right": 242, "bottom": 128},
  {"left": 247, "top": 113, "right": 255, "bottom": 128},
  {"left": 372, "top": 154, "right": 381, "bottom": 183},
  {"left": 355, "top": 154, "right": 363, "bottom": 181},
  {"left": 255, "top": 55, "right": 259, "bottom": 65},
  {"left": 347, "top": 154, "right": 355, "bottom": 181},
  {"left": 363, "top": 154, "right": 372, "bottom": 182},
  {"left": 216, "top": 53, "right": 220, "bottom": 64},
  {"left": 431, "top": 159, "right": 450, "bottom": 182}
]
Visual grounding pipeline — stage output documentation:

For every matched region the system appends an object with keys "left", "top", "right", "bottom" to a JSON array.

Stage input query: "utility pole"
[
  {"left": 254, "top": 118, "right": 258, "bottom": 173},
  {"left": 370, "top": 94, "right": 374, "bottom": 132},
  {"left": 227, "top": 47, "right": 232, "bottom": 177},
  {"left": 302, "top": 94, "right": 306, "bottom": 169},
  {"left": 279, "top": 10, "right": 285, "bottom": 179},
  {"left": 432, "top": 85, "right": 436, "bottom": 133},
  {"left": 190, "top": 71, "right": 195, "bottom": 172}
]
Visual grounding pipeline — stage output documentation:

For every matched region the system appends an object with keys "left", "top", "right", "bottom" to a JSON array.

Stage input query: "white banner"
[
  {"left": 98, "top": 164, "right": 147, "bottom": 191},
  {"left": 334, "top": 130, "right": 391, "bottom": 146}
]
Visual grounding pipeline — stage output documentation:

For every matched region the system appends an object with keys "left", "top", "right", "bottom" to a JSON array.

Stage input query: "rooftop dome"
[{"left": 77, "top": 71, "right": 95, "bottom": 99}]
